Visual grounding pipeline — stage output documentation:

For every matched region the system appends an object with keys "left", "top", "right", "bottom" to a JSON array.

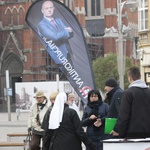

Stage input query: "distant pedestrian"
[
  {"left": 67, "top": 92, "right": 80, "bottom": 117},
  {"left": 118, "top": 66, "right": 150, "bottom": 138},
  {"left": 104, "top": 78, "right": 123, "bottom": 137},
  {"left": 82, "top": 90, "right": 109, "bottom": 150},
  {"left": 28, "top": 90, "right": 49, "bottom": 150}
]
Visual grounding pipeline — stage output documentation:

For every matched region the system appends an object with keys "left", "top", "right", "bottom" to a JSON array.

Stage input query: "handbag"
[{"left": 23, "top": 132, "right": 32, "bottom": 150}]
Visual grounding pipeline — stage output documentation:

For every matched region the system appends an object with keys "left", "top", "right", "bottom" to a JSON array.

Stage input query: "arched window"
[
  {"left": 4, "top": 8, "right": 12, "bottom": 27},
  {"left": 12, "top": 7, "right": 18, "bottom": 26}
]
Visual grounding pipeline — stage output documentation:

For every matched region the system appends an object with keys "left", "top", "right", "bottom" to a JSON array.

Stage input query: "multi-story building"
[
  {"left": 138, "top": 0, "right": 150, "bottom": 86},
  {"left": 0, "top": 0, "right": 138, "bottom": 111}
]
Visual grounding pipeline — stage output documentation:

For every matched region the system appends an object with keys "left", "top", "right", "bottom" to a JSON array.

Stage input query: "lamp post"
[
  {"left": 116, "top": 0, "right": 138, "bottom": 89},
  {"left": 117, "top": 0, "right": 124, "bottom": 90}
]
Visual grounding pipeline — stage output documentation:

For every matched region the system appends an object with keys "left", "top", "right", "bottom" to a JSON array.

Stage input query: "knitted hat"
[{"left": 105, "top": 78, "right": 118, "bottom": 87}]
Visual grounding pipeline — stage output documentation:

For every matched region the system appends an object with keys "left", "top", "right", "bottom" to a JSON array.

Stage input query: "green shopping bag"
[{"left": 104, "top": 118, "right": 117, "bottom": 134}]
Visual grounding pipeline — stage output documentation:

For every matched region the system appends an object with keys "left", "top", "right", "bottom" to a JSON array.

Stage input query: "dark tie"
[{"left": 51, "top": 18, "right": 58, "bottom": 29}]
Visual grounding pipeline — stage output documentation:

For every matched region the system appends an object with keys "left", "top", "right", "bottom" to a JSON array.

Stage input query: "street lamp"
[{"left": 117, "top": 0, "right": 138, "bottom": 89}]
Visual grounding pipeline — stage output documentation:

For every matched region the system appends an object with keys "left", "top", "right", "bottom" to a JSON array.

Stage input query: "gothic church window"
[
  {"left": 4, "top": 6, "right": 25, "bottom": 27},
  {"left": 13, "top": 7, "right": 18, "bottom": 26},
  {"left": 4, "top": 8, "right": 12, "bottom": 27}
]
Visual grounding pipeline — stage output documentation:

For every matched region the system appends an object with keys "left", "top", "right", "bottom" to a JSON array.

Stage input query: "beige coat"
[{"left": 28, "top": 99, "right": 49, "bottom": 132}]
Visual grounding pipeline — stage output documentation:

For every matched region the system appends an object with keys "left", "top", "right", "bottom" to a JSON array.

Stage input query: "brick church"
[{"left": 0, "top": 0, "right": 138, "bottom": 111}]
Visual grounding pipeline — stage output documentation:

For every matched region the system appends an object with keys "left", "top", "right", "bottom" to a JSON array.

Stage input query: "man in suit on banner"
[{"left": 37, "top": 0, "right": 73, "bottom": 65}]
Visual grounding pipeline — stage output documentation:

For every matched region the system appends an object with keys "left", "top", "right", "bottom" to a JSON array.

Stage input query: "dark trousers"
[{"left": 31, "top": 133, "right": 43, "bottom": 150}]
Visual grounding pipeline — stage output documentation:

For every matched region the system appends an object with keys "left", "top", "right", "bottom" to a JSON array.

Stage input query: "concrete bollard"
[{"left": 16, "top": 109, "right": 20, "bottom": 121}]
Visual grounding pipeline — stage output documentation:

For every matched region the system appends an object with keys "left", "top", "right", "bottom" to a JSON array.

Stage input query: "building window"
[
  {"left": 91, "top": 0, "right": 100, "bottom": 16},
  {"left": 63, "top": 0, "right": 103, "bottom": 19},
  {"left": 85, "top": 0, "right": 103, "bottom": 19},
  {"left": 85, "top": 0, "right": 87, "bottom": 16},
  {"left": 138, "top": 0, "right": 148, "bottom": 31},
  {"left": 63, "top": 0, "right": 74, "bottom": 10}
]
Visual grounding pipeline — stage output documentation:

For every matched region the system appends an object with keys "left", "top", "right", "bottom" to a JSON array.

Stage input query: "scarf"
[
  {"left": 36, "top": 99, "right": 47, "bottom": 126},
  {"left": 37, "top": 99, "right": 48, "bottom": 110},
  {"left": 88, "top": 100, "right": 102, "bottom": 130},
  {"left": 88, "top": 100, "right": 101, "bottom": 117}
]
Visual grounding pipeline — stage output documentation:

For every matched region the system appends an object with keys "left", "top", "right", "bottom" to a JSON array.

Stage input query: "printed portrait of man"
[
  {"left": 26, "top": 0, "right": 96, "bottom": 104},
  {"left": 37, "top": 0, "right": 73, "bottom": 65}
]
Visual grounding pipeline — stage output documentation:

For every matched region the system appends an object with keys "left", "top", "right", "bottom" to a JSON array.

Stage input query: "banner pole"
[{"left": 56, "top": 74, "right": 59, "bottom": 92}]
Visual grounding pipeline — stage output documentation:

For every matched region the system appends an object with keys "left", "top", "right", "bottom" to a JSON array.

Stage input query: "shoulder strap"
[{"left": 26, "top": 132, "right": 32, "bottom": 141}]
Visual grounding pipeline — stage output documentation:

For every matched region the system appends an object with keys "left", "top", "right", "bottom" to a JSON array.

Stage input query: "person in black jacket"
[
  {"left": 41, "top": 91, "right": 58, "bottom": 150},
  {"left": 42, "top": 91, "right": 58, "bottom": 130},
  {"left": 43, "top": 92, "right": 96, "bottom": 150},
  {"left": 118, "top": 66, "right": 150, "bottom": 138},
  {"left": 82, "top": 90, "right": 109, "bottom": 150},
  {"left": 104, "top": 78, "right": 123, "bottom": 137}
]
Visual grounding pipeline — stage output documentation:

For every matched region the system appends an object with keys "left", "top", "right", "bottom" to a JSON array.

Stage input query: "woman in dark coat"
[
  {"left": 82, "top": 90, "right": 109, "bottom": 150},
  {"left": 43, "top": 92, "right": 96, "bottom": 150}
]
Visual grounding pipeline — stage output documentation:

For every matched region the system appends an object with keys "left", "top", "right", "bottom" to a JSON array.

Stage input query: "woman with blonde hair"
[
  {"left": 41, "top": 91, "right": 58, "bottom": 149},
  {"left": 42, "top": 91, "right": 58, "bottom": 128}
]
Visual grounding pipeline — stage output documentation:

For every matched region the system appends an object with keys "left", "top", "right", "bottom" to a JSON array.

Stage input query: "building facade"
[
  {"left": 0, "top": 0, "right": 138, "bottom": 111},
  {"left": 138, "top": 0, "right": 150, "bottom": 86}
]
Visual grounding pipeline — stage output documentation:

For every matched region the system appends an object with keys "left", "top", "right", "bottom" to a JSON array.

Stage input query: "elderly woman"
[
  {"left": 43, "top": 92, "right": 96, "bottom": 150},
  {"left": 67, "top": 93, "right": 80, "bottom": 117}
]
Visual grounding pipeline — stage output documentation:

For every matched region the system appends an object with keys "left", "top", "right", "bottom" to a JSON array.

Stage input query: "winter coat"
[
  {"left": 82, "top": 102, "right": 109, "bottom": 143},
  {"left": 28, "top": 99, "right": 49, "bottom": 135},
  {"left": 118, "top": 80, "right": 150, "bottom": 138},
  {"left": 43, "top": 104, "right": 92, "bottom": 150},
  {"left": 106, "top": 86, "right": 123, "bottom": 131},
  {"left": 41, "top": 104, "right": 53, "bottom": 131}
]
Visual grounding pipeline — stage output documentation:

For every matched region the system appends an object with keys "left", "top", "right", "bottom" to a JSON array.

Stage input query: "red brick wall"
[{"left": 104, "top": 0, "right": 138, "bottom": 57}]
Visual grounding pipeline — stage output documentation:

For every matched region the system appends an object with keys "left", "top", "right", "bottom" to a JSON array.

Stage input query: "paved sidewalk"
[
  {"left": 0, "top": 112, "right": 86, "bottom": 149},
  {"left": 0, "top": 112, "right": 28, "bottom": 142}
]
